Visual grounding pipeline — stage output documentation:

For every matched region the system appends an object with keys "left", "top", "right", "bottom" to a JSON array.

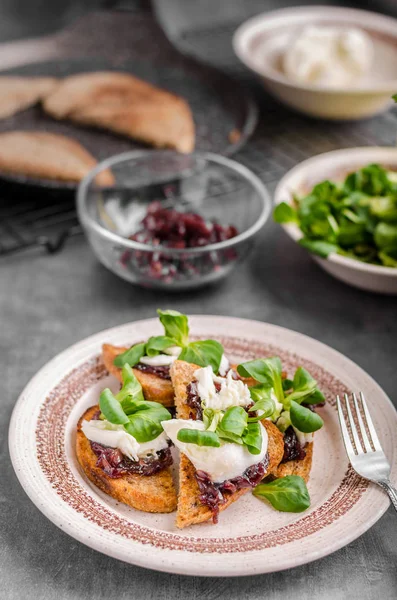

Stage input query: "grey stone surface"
[{"left": 1, "top": 1, "right": 397, "bottom": 599}]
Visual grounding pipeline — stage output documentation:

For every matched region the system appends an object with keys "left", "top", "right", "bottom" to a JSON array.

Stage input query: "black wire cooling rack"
[{"left": 0, "top": 194, "right": 81, "bottom": 256}]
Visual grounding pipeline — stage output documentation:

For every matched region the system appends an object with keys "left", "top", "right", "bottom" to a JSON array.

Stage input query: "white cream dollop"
[
  {"left": 283, "top": 26, "right": 373, "bottom": 88},
  {"left": 139, "top": 354, "right": 176, "bottom": 366},
  {"left": 162, "top": 418, "right": 268, "bottom": 483},
  {"left": 195, "top": 365, "right": 252, "bottom": 411},
  {"left": 139, "top": 345, "right": 182, "bottom": 367},
  {"left": 81, "top": 419, "right": 169, "bottom": 461}
]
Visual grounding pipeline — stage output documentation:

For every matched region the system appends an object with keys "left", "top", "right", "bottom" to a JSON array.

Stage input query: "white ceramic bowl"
[
  {"left": 274, "top": 147, "right": 397, "bottom": 294},
  {"left": 233, "top": 6, "right": 397, "bottom": 120}
]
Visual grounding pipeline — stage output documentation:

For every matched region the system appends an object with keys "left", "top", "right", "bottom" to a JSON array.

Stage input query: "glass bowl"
[{"left": 76, "top": 150, "right": 271, "bottom": 290}]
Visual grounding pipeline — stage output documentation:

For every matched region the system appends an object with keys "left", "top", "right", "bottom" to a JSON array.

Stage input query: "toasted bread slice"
[
  {"left": 170, "top": 360, "right": 285, "bottom": 528},
  {"left": 270, "top": 442, "right": 313, "bottom": 483},
  {"left": 76, "top": 405, "right": 177, "bottom": 513},
  {"left": 43, "top": 71, "right": 195, "bottom": 153},
  {"left": 0, "top": 76, "right": 58, "bottom": 119},
  {"left": 0, "top": 131, "right": 114, "bottom": 184},
  {"left": 101, "top": 343, "right": 175, "bottom": 407}
]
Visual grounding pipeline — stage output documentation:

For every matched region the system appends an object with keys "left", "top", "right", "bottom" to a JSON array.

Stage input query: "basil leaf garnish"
[
  {"left": 290, "top": 400, "right": 324, "bottom": 433},
  {"left": 179, "top": 340, "right": 223, "bottom": 373},
  {"left": 157, "top": 309, "right": 189, "bottom": 346},
  {"left": 113, "top": 342, "right": 146, "bottom": 368},
  {"left": 177, "top": 428, "right": 220, "bottom": 447},
  {"left": 99, "top": 388, "right": 129, "bottom": 425},
  {"left": 253, "top": 475, "right": 310, "bottom": 512}
]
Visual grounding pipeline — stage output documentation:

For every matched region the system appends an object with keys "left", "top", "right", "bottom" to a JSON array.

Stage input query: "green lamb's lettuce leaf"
[
  {"left": 273, "top": 162, "right": 397, "bottom": 269},
  {"left": 379, "top": 246, "right": 397, "bottom": 267},
  {"left": 116, "top": 364, "right": 145, "bottom": 411},
  {"left": 298, "top": 238, "right": 338, "bottom": 258},
  {"left": 124, "top": 401, "right": 171, "bottom": 443},
  {"left": 113, "top": 342, "right": 146, "bottom": 368},
  {"left": 145, "top": 336, "right": 177, "bottom": 356},
  {"left": 219, "top": 406, "right": 248, "bottom": 437},
  {"left": 237, "top": 357, "right": 284, "bottom": 405},
  {"left": 113, "top": 310, "right": 224, "bottom": 373},
  {"left": 99, "top": 364, "right": 171, "bottom": 442},
  {"left": 253, "top": 475, "right": 310, "bottom": 512},
  {"left": 289, "top": 400, "right": 324, "bottom": 433},
  {"left": 242, "top": 422, "right": 263, "bottom": 455},
  {"left": 247, "top": 385, "right": 276, "bottom": 421},
  {"left": 276, "top": 410, "right": 291, "bottom": 433},
  {"left": 179, "top": 340, "right": 223, "bottom": 373},
  {"left": 273, "top": 202, "right": 298, "bottom": 223},
  {"left": 284, "top": 367, "right": 319, "bottom": 406},
  {"left": 369, "top": 197, "right": 397, "bottom": 222},
  {"left": 374, "top": 222, "right": 397, "bottom": 249},
  {"left": 343, "top": 164, "right": 391, "bottom": 196},
  {"left": 177, "top": 428, "right": 220, "bottom": 447},
  {"left": 157, "top": 309, "right": 189, "bottom": 346},
  {"left": 202, "top": 408, "right": 223, "bottom": 432},
  {"left": 99, "top": 388, "right": 130, "bottom": 425}
]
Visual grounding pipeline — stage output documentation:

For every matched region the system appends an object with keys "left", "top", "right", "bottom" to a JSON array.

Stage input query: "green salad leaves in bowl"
[{"left": 274, "top": 147, "right": 397, "bottom": 294}]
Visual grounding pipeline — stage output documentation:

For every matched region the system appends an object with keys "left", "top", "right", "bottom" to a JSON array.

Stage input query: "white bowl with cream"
[
  {"left": 233, "top": 6, "right": 397, "bottom": 120},
  {"left": 274, "top": 147, "right": 397, "bottom": 294}
]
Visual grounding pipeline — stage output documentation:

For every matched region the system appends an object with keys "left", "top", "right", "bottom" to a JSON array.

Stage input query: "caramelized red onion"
[
  {"left": 121, "top": 201, "right": 239, "bottom": 283},
  {"left": 195, "top": 454, "right": 270, "bottom": 523},
  {"left": 90, "top": 442, "right": 172, "bottom": 478}
]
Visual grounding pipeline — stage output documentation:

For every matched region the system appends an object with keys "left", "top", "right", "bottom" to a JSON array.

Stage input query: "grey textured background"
[{"left": 1, "top": 1, "right": 397, "bottom": 599}]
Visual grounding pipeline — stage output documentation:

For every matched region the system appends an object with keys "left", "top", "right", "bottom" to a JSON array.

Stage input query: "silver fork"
[{"left": 337, "top": 392, "right": 397, "bottom": 512}]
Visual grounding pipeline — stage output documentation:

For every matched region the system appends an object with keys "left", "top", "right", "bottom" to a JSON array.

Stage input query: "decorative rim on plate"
[{"left": 9, "top": 317, "right": 397, "bottom": 576}]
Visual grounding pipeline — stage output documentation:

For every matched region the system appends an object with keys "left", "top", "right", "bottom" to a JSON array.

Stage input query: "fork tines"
[{"left": 337, "top": 392, "right": 382, "bottom": 456}]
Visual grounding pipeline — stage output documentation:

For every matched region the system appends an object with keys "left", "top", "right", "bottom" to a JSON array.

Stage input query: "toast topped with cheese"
[
  {"left": 85, "top": 309, "right": 325, "bottom": 522},
  {"left": 43, "top": 71, "right": 195, "bottom": 153},
  {"left": 76, "top": 405, "right": 176, "bottom": 513},
  {"left": 102, "top": 343, "right": 175, "bottom": 408},
  {"left": 76, "top": 365, "right": 177, "bottom": 513},
  {"left": 168, "top": 360, "right": 285, "bottom": 528}
]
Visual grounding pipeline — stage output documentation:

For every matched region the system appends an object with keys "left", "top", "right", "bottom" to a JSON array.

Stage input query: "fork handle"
[{"left": 377, "top": 480, "right": 397, "bottom": 513}]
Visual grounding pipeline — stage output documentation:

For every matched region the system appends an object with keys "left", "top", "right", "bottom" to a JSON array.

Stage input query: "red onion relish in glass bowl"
[{"left": 77, "top": 151, "right": 271, "bottom": 290}]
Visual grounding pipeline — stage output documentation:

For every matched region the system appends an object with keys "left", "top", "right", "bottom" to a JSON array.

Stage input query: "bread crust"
[
  {"left": 170, "top": 360, "right": 285, "bottom": 528},
  {"left": 270, "top": 442, "right": 313, "bottom": 483},
  {"left": 43, "top": 71, "right": 195, "bottom": 153},
  {"left": 101, "top": 343, "right": 175, "bottom": 407},
  {"left": 76, "top": 405, "right": 177, "bottom": 513},
  {"left": 0, "top": 131, "right": 114, "bottom": 184}
]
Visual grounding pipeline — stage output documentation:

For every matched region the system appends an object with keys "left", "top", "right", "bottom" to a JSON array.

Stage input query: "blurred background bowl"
[
  {"left": 274, "top": 146, "right": 397, "bottom": 294},
  {"left": 233, "top": 6, "right": 397, "bottom": 120},
  {"left": 77, "top": 150, "right": 271, "bottom": 290}
]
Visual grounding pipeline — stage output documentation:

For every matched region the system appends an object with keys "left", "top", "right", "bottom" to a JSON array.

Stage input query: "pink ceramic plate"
[{"left": 8, "top": 317, "right": 397, "bottom": 576}]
